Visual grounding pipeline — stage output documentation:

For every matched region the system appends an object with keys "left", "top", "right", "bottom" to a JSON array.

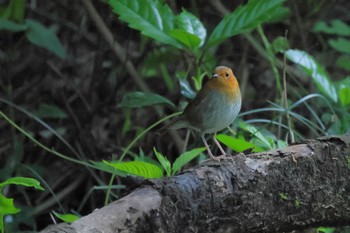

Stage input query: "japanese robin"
[{"left": 164, "top": 66, "right": 241, "bottom": 160}]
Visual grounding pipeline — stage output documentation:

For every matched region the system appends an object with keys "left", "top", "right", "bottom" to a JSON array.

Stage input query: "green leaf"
[
  {"left": 0, "top": 177, "right": 44, "bottom": 191},
  {"left": 285, "top": 49, "right": 338, "bottom": 103},
  {"left": 109, "top": 0, "right": 182, "bottom": 48},
  {"left": 169, "top": 29, "right": 201, "bottom": 49},
  {"left": 216, "top": 134, "right": 264, "bottom": 153},
  {"left": 336, "top": 55, "right": 350, "bottom": 71},
  {"left": 35, "top": 104, "right": 68, "bottom": 119},
  {"left": 271, "top": 36, "right": 289, "bottom": 54},
  {"left": 0, "top": 18, "right": 27, "bottom": 32},
  {"left": 317, "top": 227, "right": 335, "bottom": 233},
  {"left": 153, "top": 148, "right": 171, "bottom": 176},
  {"left": 25, "top": 19, "right": 66, "bottom": 59},
  {"left": 90, "top": 161, "right": 127, "bottom": 175},
  {"left": 174, "top": 9, "right": 206, "bottom": 48},
  {"left": 0, "top": 194, "right": 20, "bottom": 215},
  {"left": 52, "top": 211, "right": 80, "bottom": 223},
  {"left": 118, "top": 92, "right": 175, "bottom": 108},
  {"left": 0, "top": 0, "right": 26, "bottom": 22},
  {"left": 208, "top": 0, "right": 288, "bottom": 46},
  {"left": 239, "top": 122, "right": 274, "bottom": 149},
  {"left": 329, "top": 38, "right": 350, "bottom": 55},
  {"left": 313, "top": 20, "right": 350, "bottom": 36},
  {"left": 338, "top": 78, "right": 350, "bottom": 107},
  {"left": 103, "top": 160, "right": 163, "bottom": 178},
  {"left": 172, "top": 147, "right": 205, "bottom": 175}
]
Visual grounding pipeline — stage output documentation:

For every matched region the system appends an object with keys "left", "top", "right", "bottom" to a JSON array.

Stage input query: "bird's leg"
[
  {"left": 212, "top": 133, "right": 227, "bottom": 156},
  {"left": 201, "top": 135, "right": 218, "bottom": 160}
]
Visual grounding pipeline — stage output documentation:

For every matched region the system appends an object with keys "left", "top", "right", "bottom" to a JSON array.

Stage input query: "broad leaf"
[
  {"left": 239, "top": 122, "right": 274, "bottom": 149},
  {"left": 25, "top": 19, "right": 66, "bottom": 59},
  {"left": 285, "top": 49, "right": 337, "bottom": 103},
  {"left": 118, "top": 92, "right": 175, "bottom": 108},
  {"left": 35, "top": 104, "right": 68, "bottom": 119},
  {"left": 52, "top": 211, "right": 80, "bottom": 223},
  {"left": 0, "top": 177, "right": 44, "bottom": 191},
  {"left": 208, "top": 0, "right": 288, "bottom": 46},
  {"left": 336, "top": 55, "right": 350, "bottom": 71},
  {"left": 169, "top": 29, "right": 201, "bottom": 49},
  {"left": 153, "top": 148, "right": 171, "bottom": 176},
  {"left": 175, "top": 10, "right": 206, "bottom": 48},
  {"left": 109, "top": 0, "right": 181, "bottom": 48},
  {"left": 329, "top": 38, "right": 350, "bottom": 55},
  {"left": 172, "top": 147, "right": 205, "bottom": 175},
  {"left": 0, "top": 18, "right": 27, "bottom": 32},
  {"left": 313, "top": 20, "right": 350, "bottom": 36},
  {"left": 216, "top": 134, "right": 264, "bottom": 153},
  {"left": 104, "top": 160, "right": 163, "bottom": 178},
  {"left": 0, "top": 194, "right": 20, "bottom": 215},
  {"left": 338, "top": 78, "right": 350, "bottom": 107}
]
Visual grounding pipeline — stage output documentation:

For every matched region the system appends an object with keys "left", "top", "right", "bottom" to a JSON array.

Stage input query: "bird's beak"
[{"left": 212, "top": 74, "right": 219, "bottom": 78}]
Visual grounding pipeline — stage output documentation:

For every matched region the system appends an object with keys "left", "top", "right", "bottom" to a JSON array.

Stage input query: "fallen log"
[{"left": 41, "top": 134, "right": 350, "bottom": 233}]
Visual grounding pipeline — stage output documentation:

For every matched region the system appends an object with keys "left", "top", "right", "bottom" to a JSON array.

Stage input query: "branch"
[{"left": 41, "top": 134, "right": 350, "bottom": 232}]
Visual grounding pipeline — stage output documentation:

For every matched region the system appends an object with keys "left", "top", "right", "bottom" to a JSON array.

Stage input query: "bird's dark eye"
[{"left": 225, "top": 72, "right": 229, "bottom": 77}]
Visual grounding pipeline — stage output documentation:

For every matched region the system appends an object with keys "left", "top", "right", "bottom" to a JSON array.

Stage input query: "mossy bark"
[{"left": 41, "top": 134, "right": 350, "bottom": 233}]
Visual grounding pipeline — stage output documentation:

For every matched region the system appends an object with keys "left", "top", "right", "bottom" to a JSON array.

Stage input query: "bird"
[{"left": 163, "top": 65, "right": 242, "bottom": 160}]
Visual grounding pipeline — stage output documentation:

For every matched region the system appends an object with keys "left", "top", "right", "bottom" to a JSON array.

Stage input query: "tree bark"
[{"left": 41, "top": 134, "right": 350, "bottom": 233}]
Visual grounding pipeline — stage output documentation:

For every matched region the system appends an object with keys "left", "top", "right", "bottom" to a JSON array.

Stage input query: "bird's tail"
[{"left": 156, "top": 116, "right": 188, "bottom": 135}]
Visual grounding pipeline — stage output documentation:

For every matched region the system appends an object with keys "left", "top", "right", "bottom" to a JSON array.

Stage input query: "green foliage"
[
  {"left": 154, "top": 147, "right": 205, "bottom": 176},
  {"left": 171, "top": 148, "right": 205, "bottom": 175},
  {"left": 313, "top": 19, "right": 350, "bottom": 71},
  {"left": 216, "top": 134, "right": 265, "bottom": 153},
  {"left": 0, "top": 0, "right": 26, "bottom": 22},
  {"left": 52, "top": 211, "right": 80, "bottom": 223},
  {"left": 109, "top": 0, "right": 181, "bottom": 48},
  {"left": 0, "top": 177, "right": 44, "bottom": 233},
  {"left": 208, "top": 0, "right": 289, "bottom": 46},
  {"left": 285, "top": 49, "right": 337, "bottom": 103},
  {"left": 0, "top": 18, "right": 66, "bottom": 58},
  {"left": 35, "top": 104, "right": 68, "bottom": 119},
  {"left": 104, "top": 160, "right": 163, "bottom": 178},
  {"left": 118, "top": 92, "right": 175, "bottom": 108},
  {"left": 25, "top": 19, "right": 66, "bottom": 59},
  {"left": 317, "top": 227, "right": 335, "bottom": 233},
  {"left": 313, "top": 20, "right": 350, "bottom": 36}
]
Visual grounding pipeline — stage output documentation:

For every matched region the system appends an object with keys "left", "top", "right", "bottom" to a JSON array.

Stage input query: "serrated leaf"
[
  {"left": 208, "top": 0, "right": 288, "bottom": 46},
  {"left": 169, "top": 29, "right": 201, "bottom": 49},
  {"left": 118, "top": 92, "right": 175, "bottom": 108},
  {"left": 175, "top": 9, "right": 206, "bottom": 47},
  {"left": 0, "top": 177, "right": 44, "bottom": 191},
  {"left": 25, "top": 19, "right": 66, "bottom": 59},
  {"left": 172, "top": 147, "right": 205, "bottom": 175},
  {"left": 109, "top": 0, "right": 181, "bottom": 48},
  {"left": 329, "top": 38, "right": 350, "bottom": 55},
  {"left": 313, "top": 20, "right": 350, "bottom": 36},
  {"left": 90, "top": 161, "right": 127, "bottom": 175},
  {"left": 104, "top": 160, "right": 163, "bottom": 178},
  {"left": 52, "top": 211, "right": 80, "bottom": 223},
  {"left": 285, "top": 49, "right": 337, "bottom": 103},
  {"left": 216, "top": 134, "right": 264, "bottom": 153},
  {"left": 0, "top": 18, "right": 27, "bottom": 32},
  {"left": 35, "top": 103, "right": 68, "bottom": 119},
  {"left": 153, "top": 148, "right": 171, "bottom": 176}
]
